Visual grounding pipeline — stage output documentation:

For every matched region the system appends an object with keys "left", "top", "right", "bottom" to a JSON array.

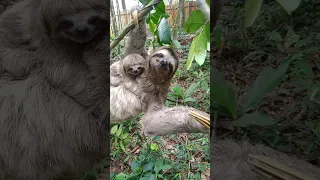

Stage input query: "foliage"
[
  {"left": 211, "top": 59, "right": 290, "bottom": 127},
  {"left": 139, "top": 0, "right": 210, "bottom": 70},
  {"left": 213, "top": 0, "right": 320, "bottom": 160}
]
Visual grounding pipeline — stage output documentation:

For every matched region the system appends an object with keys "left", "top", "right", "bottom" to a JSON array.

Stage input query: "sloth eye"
[
  {"left": 153, "top": 53, "right": 164, "bottom": 58},
  {"left": 57, "top": 19, "right": 74, "bottom": 30}
]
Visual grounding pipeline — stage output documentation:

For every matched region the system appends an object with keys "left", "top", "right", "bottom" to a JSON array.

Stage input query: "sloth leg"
[{"left": 141, "top": 106, "right": 210, "bottom": 136}]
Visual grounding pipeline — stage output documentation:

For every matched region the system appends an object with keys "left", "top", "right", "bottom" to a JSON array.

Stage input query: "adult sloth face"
[
  {"left": 148, "top": 47, "right": 179, "bottom": 82},
  {"left": 40, "top": 0, "right": 108, "bottom": 44}
]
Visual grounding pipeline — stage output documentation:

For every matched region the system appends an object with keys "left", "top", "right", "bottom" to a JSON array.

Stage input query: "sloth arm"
[
  {"left": 141, "top": 104, "right": 210, "bottom": 136},
  {"left": 0, "top": 48, "right": 38, "bottom": 78},
  {"left": 110, "top": 61, "right": 123, "bottom": 87}
]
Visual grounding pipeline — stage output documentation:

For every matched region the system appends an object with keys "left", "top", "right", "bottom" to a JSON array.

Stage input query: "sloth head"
[
  {"left": 122, "top": 53, "right": 146, "bottom": 77},
  {"left": 148, "top": 47, "right": 179, "bottom": 82},
  {"left": 40, "top": 0, "right": 108, "bottom": 44}
]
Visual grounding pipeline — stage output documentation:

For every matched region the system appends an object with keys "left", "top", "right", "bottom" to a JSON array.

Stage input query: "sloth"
[
  {"left": 122, "top": 5, "right": 148, "bottom": 59},
  {"left": 110, "top": 53, "right": 146, "bottom": 88},
  {"left": 110, "top": 46, "right": 209, "bottom": 136},
  {"left": 0, "top": 0, "right": 109, "bottom": 179},
  {"left": 110, "top": 46, "right": 178, "bottom": 122}
]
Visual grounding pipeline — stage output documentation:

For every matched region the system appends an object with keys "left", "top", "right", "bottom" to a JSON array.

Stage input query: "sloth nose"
[
  {"left": 133, "top": 70, "right": 139, "bottom": 74},
  {"left": 74, "top": 26, "right": 89, "bottom": 36},
  {"left": 160, "top": 59, "right": 167, "bottom": 66}
]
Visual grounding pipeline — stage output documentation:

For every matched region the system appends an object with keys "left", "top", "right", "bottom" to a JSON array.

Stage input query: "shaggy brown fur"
[
  {"left": 211, "top": 139, "right": 320, "bottom": 180},
  {"left": 0, "top": 0, "right": 109, "bottom": 179},
  {"left": 110, "top": 47, "right": 178, "bottom": 122}
]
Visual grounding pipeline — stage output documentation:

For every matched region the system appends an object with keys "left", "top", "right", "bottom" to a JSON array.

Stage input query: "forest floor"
[{"left": 214, "top": 0, "right": 320, "bottom": 164}]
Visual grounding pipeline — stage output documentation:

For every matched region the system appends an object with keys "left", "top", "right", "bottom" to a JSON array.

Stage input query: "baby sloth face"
[
  {"left": 122, "top": 53, "right": 146, "bottom": 77},
  {"left": 126, "top": 64, "right": 145, "bottom": 76}
]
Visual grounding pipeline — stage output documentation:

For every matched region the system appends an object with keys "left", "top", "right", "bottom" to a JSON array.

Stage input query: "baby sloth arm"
[{"left": 110, "top": 61, "right": 123, "bottom": 87}]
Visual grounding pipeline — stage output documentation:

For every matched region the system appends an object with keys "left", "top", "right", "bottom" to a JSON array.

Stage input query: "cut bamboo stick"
[{"left": 189, "top": 111, "right": 210, "bottom": 129}]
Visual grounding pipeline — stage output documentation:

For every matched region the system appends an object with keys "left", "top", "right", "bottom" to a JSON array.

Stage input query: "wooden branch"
[
  {"left": 110, "top": 0, "right": 162, "bottom": 50},
  {"left": 196, "top": 0, "right": 210, "bottom": 20}
]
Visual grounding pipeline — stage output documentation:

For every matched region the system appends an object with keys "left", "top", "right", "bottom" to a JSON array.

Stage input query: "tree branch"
[{"left": 110, "top": 0, "right": 162, "bottom": 50}]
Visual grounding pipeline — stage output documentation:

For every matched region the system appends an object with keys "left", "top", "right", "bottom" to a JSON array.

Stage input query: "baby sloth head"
[
  {"left": 41, "top": 0, "right": 108, "bottom": 44},
  {"left": 122, "top": 53, "right": 146, "bottom": 77}
]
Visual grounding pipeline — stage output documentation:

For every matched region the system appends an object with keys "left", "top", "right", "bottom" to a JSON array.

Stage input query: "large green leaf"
[
  {"left": 157, "top": 18, "right": 172, "bottom": 44},
  {"left": 244, "top": 0, "right": 263, "bottom": 27},
  {"left": 184, "top": 10, "right": 205, "bottom": 33},
  {"left": 211, "top": 67, "right": 237, "bottom": 120},
  {"left": 194, "top": 29, "right": 208, "bottom": 66},
  {"left": 185, "top": 81, "right": 201, "bottom": 97},
  {"left": 213, "top": 26, "right": 222, "bottom": 49},
  {"left": 186, "top": 35, "right": 197, "bottom": 70},
  {"left": 276, "top": 0, "right": 301, "bottom": 15},
  {"left": 233, "top": 111, "right": 278, "bottom": 127},
  {"left": 240, "top": 61, "right": 291, "bottom": 114}
]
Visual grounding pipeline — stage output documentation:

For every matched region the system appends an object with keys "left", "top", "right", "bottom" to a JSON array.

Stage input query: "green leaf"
[
  {"left": 143, "top": 162, "right": 155, "bottom": 173},
  {"left": 157, "top": 18, "right": 172, "bottom": 44},
  {"left": 269, "top": 30, "right": 283, "bottom": 41},
  {"left": 150, "top": 143, "right": 159, "bottom": 151},
  {"left": 114, "top": 173, "right": 126, "bottom": 180},
  {"left": 213, "top": 26, "right": 222, "bottom": 49},
  {"left": 120, "top": 141, "right": 126, "bottom": 152},
  {"left": 154, "top": 160, "right": 164, "bottom": 174},
  {"left": 173, "top": 39, "right": 182, "bottom": 49},
  {"left": 240, "top": 61, "right": 291, "bottom": 114},
  {"left": 126, "top": 174, "right": 140, "bottom": 180},
  {"left": 244, "top": 0, "right": 263, "bottom": 27},
  {"left": 115, "top": 124, "right": 123, "bottom": 137},
  {"left": 162, "top": 164, "right": 172, "bottom": 170},
  {"left": 172, "top": 84, "right": 184, "bottom": 98},
  {"left": 186, "top": 35, "right": 197, "bottom": 70},
  {"left": 184, "top": 10, "right": 205, "bottom": 33},
  {"left": 110, "top": 125, "right": 118, "bottom": 135},
  {"left": 131, "top": 160, "right": 140, "bottom": 172},
  {"left": 186, "top": 28, "right": 208, "bottom": 69},
  {"left": 185, "top": 81, "right": 201, "bottom": 97},
  {"left": 276, "top": 0, "right": 301, "bottom": 15},
  {"left": 140, "top": 174, "right": 156, "bottom": 180},
  {"left": 211, "top": 102, "right": 235, "bottom": 118},
  {"left": 232, "top": 111, "right": 278, "bottom": 127},
  {"left": 120, "top": 133, "right": 129, "bottom": 140},
  {"left": 194, "top": 29, "right": 208, "bottom": 66},
  {"left": 211, "top": 67, "right": 237, "bottom": 120},
  {"left": 184, "top": 97, "right": 197, "bottom": 102},
  {"left": 205, "top": 23, "right": 210, "bottom": 41}
]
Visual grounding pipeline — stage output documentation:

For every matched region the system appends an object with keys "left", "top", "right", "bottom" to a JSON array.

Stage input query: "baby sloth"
[{"left": 110, "top": 53, "right": 146, "bottom": 88}]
